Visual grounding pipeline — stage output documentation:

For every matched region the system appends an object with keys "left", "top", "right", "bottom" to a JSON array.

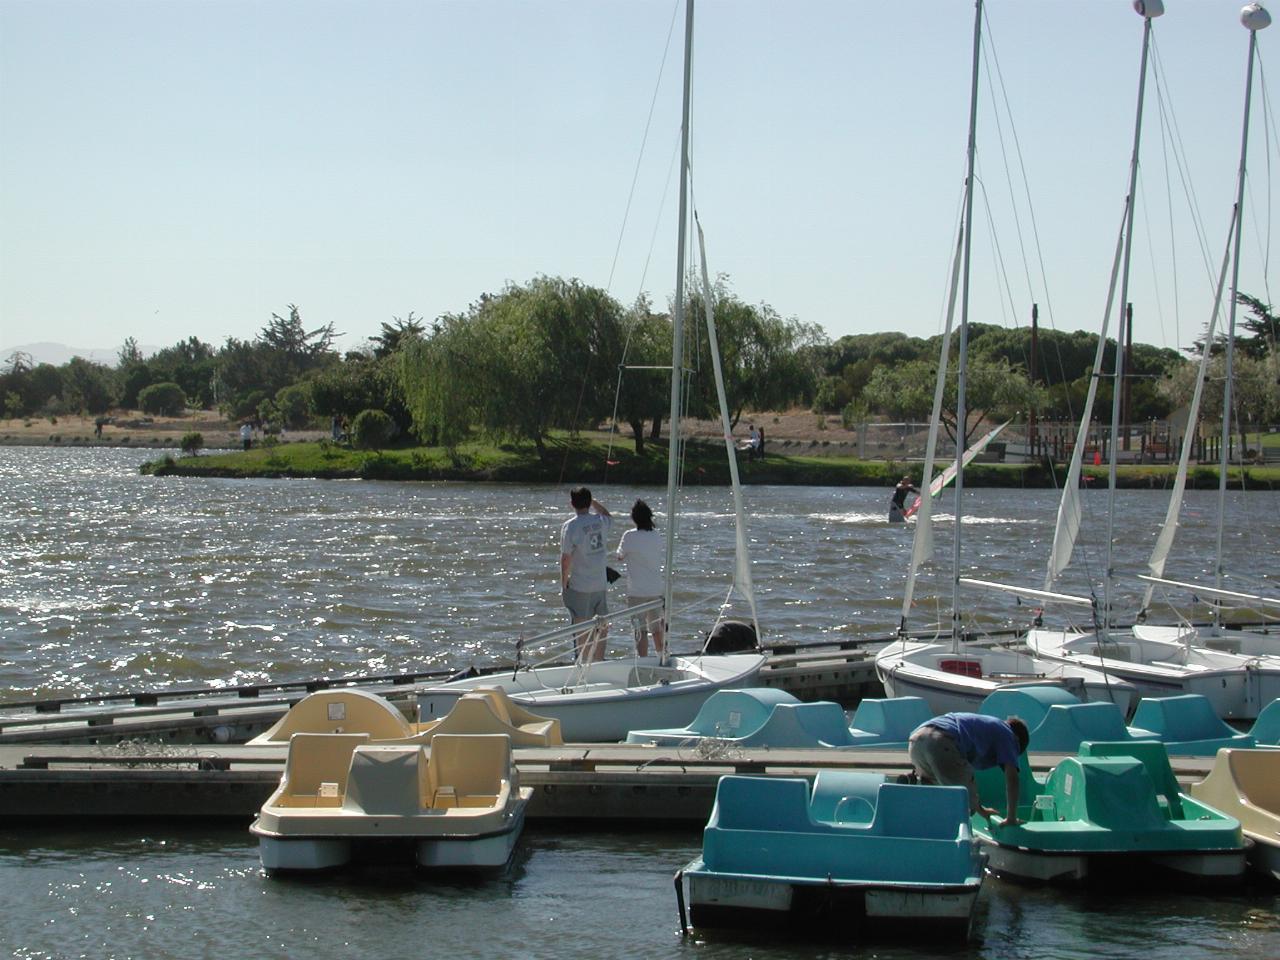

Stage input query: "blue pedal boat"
[
  {"left": 677, "top": 771, "right": 985, "bottom": 938},
  {"left": 971, "top": 740, "right": 1248, "bottom": 884}
]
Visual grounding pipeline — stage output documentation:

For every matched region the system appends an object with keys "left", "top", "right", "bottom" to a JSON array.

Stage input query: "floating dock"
[
  {"left": 0, "top": 642, "right": 884, "bottom": 747},
  {"left": 0, "top": 741, "right": 1216, "bottom": 825}
]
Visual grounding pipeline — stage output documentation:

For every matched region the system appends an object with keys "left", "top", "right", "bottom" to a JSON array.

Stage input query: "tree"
[
  {"left": 612, "top": 301, "right": 671, "bottom": 454},
  {"left": 398, "top": 277, "right": 627, "bottom": 458},
  {"left": 138, "top": 382, "right": 187, "bottom": 416},
  {"left": 274, "top": 384, "right": 312, "bottom": 429},
  {"left": 1163, "top": 352, "right": 1280, "bottom": 458},
  {"left": 149, "top": 337, "right": 216, "bottom": 408},
  {"left": 686, "top": 279, "right": 821, "bottom": 426},
  {"left": 863, "top": 354, "right": 1042, "bottom": 449},
  {"left": 351, "top": 408, "right": 396, "bottom": 451},
  {"left": 371, "top": 314, "right": 425, "bottom": 359},
  {"left": 61, "top": 357, "right": 115, "bottom": 414},
  {"left": 180, "top": 432, "right": 204, "bottom": 456}
]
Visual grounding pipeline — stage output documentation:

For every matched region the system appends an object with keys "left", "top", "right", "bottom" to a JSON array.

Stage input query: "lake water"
[{"left": 1, "top": 446, "right": 1278, "bottom": 958}]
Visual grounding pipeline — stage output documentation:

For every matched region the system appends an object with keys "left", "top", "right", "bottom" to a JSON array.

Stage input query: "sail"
[
  {"left": 1042, "top": 211, "right": 1127, "bottom": 592},
  {"left": 900, "top": 222, "right": 965, "bottom": 628},
  {"left": 1140, "top": 215, "right": 1236, "bottom": 614},
  {"left": 903, "top": 420, "right": 1010, "bottom": 519},
  {"left": 696, "top": 219, "right": 760, "bottom": 637}
]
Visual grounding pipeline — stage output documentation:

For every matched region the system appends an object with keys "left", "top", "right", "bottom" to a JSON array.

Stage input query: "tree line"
[{"left": 3, "top": 277, "right": 1277, "bottom": 454}]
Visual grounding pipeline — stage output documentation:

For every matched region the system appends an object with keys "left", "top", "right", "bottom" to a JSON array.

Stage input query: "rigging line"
[
  {"left": 1148, "top": 61, "right": 1179, "bottom": 352},
  {"left": 980, "top": 3, "right": 1058, "bottom": 336},
  {"left": 974, "top": 171, "right": 1021, "bottom": 333},
  {"left": 606, "top": 0, "right": 682, "bottom": 295},
  {"left": 638, "top": 137, "right": 683, "bottom": 310},
  {"left": 1150, "top": 39, "right": 1216, "bottom": 291},
  {"left": 1136, "top": 176, "right": 1173, "bottom": 353},
  {"left": 978, "top": 13, "right": 1038, "bottom": 316}
]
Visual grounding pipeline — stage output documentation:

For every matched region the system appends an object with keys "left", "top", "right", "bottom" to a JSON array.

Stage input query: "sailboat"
[
  {"left": 1024, "top": 1, "right": 1280, "bottom": 721},
  {"left": 873, "top": 0, "right": 1135, "bottom": 717},
  {"left": 414, "top": 0, "right": 766, "bottom": 743}
]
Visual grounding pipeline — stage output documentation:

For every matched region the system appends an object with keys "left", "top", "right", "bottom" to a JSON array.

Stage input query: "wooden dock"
[
  {"left": 0, "top": 741, "right": 1216, "bottom": 825},
  {"left": 0, "top": 644, "right": 883, "bottom": 747}
]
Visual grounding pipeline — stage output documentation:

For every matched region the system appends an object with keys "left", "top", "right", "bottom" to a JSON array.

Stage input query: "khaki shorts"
[
  {"left": 563, "top": 586, "right": 607, "bottom": 621},
  {"left": 908, "top": 725, "right": 979, "bottom": 812}
]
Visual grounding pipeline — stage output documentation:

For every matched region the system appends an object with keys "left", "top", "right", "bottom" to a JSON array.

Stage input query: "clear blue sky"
[{"left": 2, "top": 0, "right": 1277, "bottom": 363}]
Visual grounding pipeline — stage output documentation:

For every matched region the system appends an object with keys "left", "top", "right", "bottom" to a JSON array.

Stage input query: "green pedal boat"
[{"left": 972, "top": 741, "right": 1248, "bottom": 884}]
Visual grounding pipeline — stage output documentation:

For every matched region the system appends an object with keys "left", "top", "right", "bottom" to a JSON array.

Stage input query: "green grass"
[{"left": 139, "top": 435, "right": 1280, "bottom": 489}]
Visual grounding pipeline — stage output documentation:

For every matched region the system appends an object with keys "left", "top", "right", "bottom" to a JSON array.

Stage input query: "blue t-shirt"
[{"left": 922, "top": 713, "right": 1020, "bottom": 770}]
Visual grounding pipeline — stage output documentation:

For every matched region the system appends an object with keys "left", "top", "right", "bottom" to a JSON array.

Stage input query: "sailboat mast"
[
  {"left": 664, "top": 0, "right": 695, "bottom": 634},
  {"left": 951, "top": 0, "right": 983, "bottom": 647},
  {"left": 1103, "top": 7, "right": 1158, "bottom": 633},
  {"left": 1215, "top": 4, "right": 1269, "bottom": 628}
]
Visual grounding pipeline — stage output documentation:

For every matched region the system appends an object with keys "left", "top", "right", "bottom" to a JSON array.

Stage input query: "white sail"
[
  {"left": 695, "top": 219, "right": 760, "bottom": 637},
  {"left": 1140, "top": 216, "right": 1235, "bottom": 613},
  {"left": 903, "top": 420, "right": 1010, "bottom": 519},
  {"left": 1041, "top": 211, "right": 1126, "bottom": 593},
  {"left": 899, "top": 224, "right": 964, "bottom": 627}
]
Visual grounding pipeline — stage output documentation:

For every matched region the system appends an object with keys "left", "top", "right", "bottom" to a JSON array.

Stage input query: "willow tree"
[{"left": 398, "top": 277, "right": 626, "bottom": 457}]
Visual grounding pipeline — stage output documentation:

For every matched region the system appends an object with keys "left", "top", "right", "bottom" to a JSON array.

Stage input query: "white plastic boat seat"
[
  {"left": 682, "top": 688, "right": 799, "bottom": 738},
  {"left": 1028, "top": 702, "right": 1158, "bottom": 754},
  {"left": 979, "top": 684, "right": 1081, "bottom": 733},
  {"left": 737, "top": 701, "right": 855, "bottom": 748},
  {"left": 412, "top": 695, "right": 562, "bottom": 747},
  {"left": 1130, "top": 695, "right": 1256, "bottom": 752},
  {"left": 809, "top": 770, "right": 885, "bottom": 824},
  {"left": 252, "top": 689, "right": 414, "bottom": 744},
  {"left": 343, "top": 745, "right": 430, "bottom": 816},
  {"left": 426, "top": 734, "right": 513, "bottom": 808},
  {"left": 1078, "top": 741, "right": 1184, "bottom": 819},
  {"left": 1248, "top": 699, "right": 1280, "bottom": 746},
  {"left": 846, "top": 697, "right": 933, "bottom": 744},
  {"left": 279, "top": 733, "right": 372, "bottom": 806}
]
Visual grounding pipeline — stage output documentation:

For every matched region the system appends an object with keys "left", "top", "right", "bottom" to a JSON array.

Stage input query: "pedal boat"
[
  {"left": 1189, "top": 748, "right": 1280, "bottom": 880},
  {"left": 248, "top": 686, "right": 562, "bottom": 747},
  {"left": 678, "top": 771, "right": 985, "bottom": 938},
  {"left": 250, "top": 732, "right": 531, "bottom": 872},
  {"left": 973, "top": 741, "right": 1248, "bottom": 884}
]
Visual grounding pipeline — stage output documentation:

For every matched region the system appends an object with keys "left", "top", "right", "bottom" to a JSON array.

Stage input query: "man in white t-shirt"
[
  {"left": 617, "top": 499, "right": 665, "bottom": 658},
  {"left": 560, "top": 486, "right": 612, "bottom": 661}
]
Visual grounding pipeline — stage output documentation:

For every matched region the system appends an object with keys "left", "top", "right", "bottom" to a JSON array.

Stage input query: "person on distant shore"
[
  {"left": 756, "top": 426, "right": 765, "bottom": 460},
  {"left": 331, "top": 414, "right": 342, "bottom": 442},
  {"left": 747, "top": 424, "right": 760, "bottom": 461},
  {"left": 617, "top": 499, "right": 665, "bottom": 659},
  {"left": 560, "top": 486, "right": 612, "bottom": 661},
  {"left": 907, "top": 713, "right": 1029, "bottom": 825},
  {"left": 888, "top": 474, "right": 919, "bottom": 523},
  {"left": 240, "top": 422, "right": 252, "bottom": 451}
]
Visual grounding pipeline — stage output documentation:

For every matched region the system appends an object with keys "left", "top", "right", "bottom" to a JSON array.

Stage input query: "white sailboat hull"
[
  {"left": 415, "top": 653, "right": 766, "bottom": 742},
  {"left": 1025, "top": 628, "right": 1280, "bottom": 720},
  {"left": 874, "top": 641, "right": 1137, "bottom": 716}
]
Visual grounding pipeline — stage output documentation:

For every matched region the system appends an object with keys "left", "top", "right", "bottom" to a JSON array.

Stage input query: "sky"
[{"left": 2, "top": 0, "right": 1279, "bottom": 365}]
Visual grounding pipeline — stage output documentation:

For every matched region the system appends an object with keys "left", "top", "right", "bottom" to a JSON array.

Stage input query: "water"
[{"left": 1, "top": 445, "right": 1279, "bottom": 958}]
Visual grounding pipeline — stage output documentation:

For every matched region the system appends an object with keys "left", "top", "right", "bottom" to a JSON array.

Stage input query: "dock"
[
  {"left": 0, "top": 642, "right": 884, "bottom": 747},
  {"left": 0, "top": 741, "right": 1216, "bottom": 825}
]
